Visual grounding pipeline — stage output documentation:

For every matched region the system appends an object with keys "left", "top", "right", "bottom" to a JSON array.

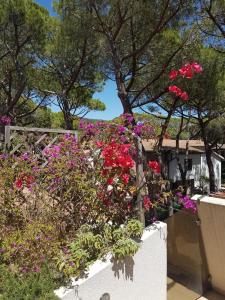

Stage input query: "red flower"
[
  {"left": 169, "top": 70, "right": 178, "bottom": 80},
  {"left": 96, "top": 141, "right": 104, "bottom": 148},
  {"left": 169, "top": 86, "right": 189, "bottom": 101},
  {"left": 117, "top": 155, "right": 134, "bottom": 169},
  {"left": 121, "top": 173, "right": 130, "bottom": 184},
  {"left": 144, "top": 196, "right": 152, "bottom": 211},
  {"left": 15, "top": 179, "right": 23, "bottom": 190},
  {"left": 101, "top": 142, "right": 134, "bottom": 170},
  {"left": 179, "top": 64, "right": 194, "bottom": 79},
  {"left": 127, "top": 202, "right": 132, "bottom": 211},
  {"left": 179, "top": 63, "right": 203, "bottom": 79},
  {"left": 191, "top": 62, "right": 203, "bottom": 73},
  {"left": 180, "top": 91, "right": 189, "bottom": 101},
  {"left": 107, "top": 177, "right": 114, "bottom": 185},
  {"left": 148, "top": 161, "right": 161, "bottom": 174},
  {"left": 168, "top": 85, "right": 182, "bottom": 96},
  {"left": 25, "top": 175, "right": 34, "bottom": 186}
]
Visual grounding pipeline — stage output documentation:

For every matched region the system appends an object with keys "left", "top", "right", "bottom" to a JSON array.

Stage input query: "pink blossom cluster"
[
  {"left": 169, "top": 63, "right": 203, "bottom": 80},
  {"left": 176, "top": 192, "right": 197, "bottom": 213},
  {"left": 0, "top": 115, "right": 11, "bottom": 125},
  {"left": 168, "top": 86, "right": 189, "bottom": 101},
  {"left": 168, "top": 62, "right": 203, "bottom": 101}
]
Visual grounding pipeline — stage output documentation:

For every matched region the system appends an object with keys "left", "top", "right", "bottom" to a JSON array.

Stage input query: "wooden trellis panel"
[{"left": 3, "top": 125, "right": 77, "bottom": 164}]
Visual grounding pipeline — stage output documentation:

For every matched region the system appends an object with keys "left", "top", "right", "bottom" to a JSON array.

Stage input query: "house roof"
[
  {"left": 142, "top": 139, "right": 204, "bottom": 153},
  {"left": 142, "top": 139, "right": 224, "bottom": 160}
]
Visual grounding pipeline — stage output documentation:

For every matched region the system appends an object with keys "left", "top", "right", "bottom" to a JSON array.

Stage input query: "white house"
[{"left": 143, "top": 139, "right": 224, "bottom": 191}]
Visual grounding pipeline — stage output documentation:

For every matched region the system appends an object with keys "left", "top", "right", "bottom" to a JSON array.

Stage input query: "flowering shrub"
[
  {"left": 168, "top": 62, "right": 203, "bottom": 101},
  {"left": 0, "top": 221, "right": 61, "bottom": 274},
  {"left": 0, "top": 115, "right": 157, "bottom": 282}
]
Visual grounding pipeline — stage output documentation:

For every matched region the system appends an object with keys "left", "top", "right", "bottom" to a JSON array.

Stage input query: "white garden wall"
[
  {"left": 55, "top": 222, "right": 167, "bottom": 300},
  {"left": 192, "top": 195, "right": 225, "bottom": 296}
]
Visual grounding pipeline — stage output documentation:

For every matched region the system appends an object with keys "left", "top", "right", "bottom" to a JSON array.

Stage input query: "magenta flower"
[{"left": 0, "top": 115, "right": 11, "bottom": 125}]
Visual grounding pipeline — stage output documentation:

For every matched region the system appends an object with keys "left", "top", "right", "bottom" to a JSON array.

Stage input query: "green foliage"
[
  {"left": 0, "top": 264, "right": 60, "bottom": 300},
  {"left": 124, "top": 219, "right": 144, "bottom": 239},
  {"left": 1, "top": 221, "right": 61, "bottom": 274},
  {"left": 0, "top": 0, "right": 50, "bottom": 118},
  {"left": 40, "top": 0, "right": 105, "bottom": 129},
  {"left": 57, "top": 219, "right": 143, "bottom": 277},
  {"left": 112, "top": 239, "right": 139, "bottom": 259}
]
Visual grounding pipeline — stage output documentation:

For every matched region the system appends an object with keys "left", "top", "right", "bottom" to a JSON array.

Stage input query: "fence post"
[{"left": 4, "top": 125, "right": 11, "bottom": 152}]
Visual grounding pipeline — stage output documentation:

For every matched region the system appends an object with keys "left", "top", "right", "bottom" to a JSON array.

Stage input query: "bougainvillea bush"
[
  {"left": 0, "top": 114, "right": 197, "bottom": 285},
  {"left": 1, "top": 115, "right": 166, "bottom": 290}
]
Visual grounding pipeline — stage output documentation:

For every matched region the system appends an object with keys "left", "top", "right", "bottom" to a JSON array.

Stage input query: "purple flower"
[
  {"left": 118, "top": 125, "right": 126, "bottom": 134},
  {"left": 121, "top": 113, "right": 134, "bottom": 124},
  {"left": 69, "top": 261, "right": 75, "bottom": 267},
  {"left": 133, "top": 123, "right": 144, "bottom": 136},
  {"left": 35, "top": 235, "right": 41, "bottom": 241},
  {"left": 0, "top": 248, "right": 5, "bottom": 253},
  {"left": 120, "top": 135, "right": 128, "bottom": 143},
  {"left": 178, "top": 194, "right": 197, "bottom": 213},
  {"left": 0, "top": 115, "right": 11, "bottom": 125},
  {"left": 20, "top": 266, "right": 29, "bottom": 273},
  {"left": 62, "top": 247, "right": 69, "bottom": 254},
  {"left": 64, "top": 133, "right": 71, "bottom": 140},
  {"left": 21, "top": 152, "right": 29, "bottom": 161},
  {"left": 176, "top": 192, "right": 182, "bottom": 197},
  {"left": 33, "top": 266, "right": 41, "bottom": 273}
]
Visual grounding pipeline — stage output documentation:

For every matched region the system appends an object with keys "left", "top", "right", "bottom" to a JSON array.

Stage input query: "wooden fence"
[{"left": 1, "top": 126, "right": 77, "bottom": 162}]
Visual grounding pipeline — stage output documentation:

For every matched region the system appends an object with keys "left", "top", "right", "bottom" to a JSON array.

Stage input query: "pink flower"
[
  {"left": 169, "top": 70, "right": 179, "bottom": 80},
  {"left": 15, "top": 179, "right": 23, "bottom": 190},
  {"left": 121, "top": 173, "right": 130, "bottom": 184},
  {"left": 107, "top": 177, "right": 114, "bottom": 185},
  {"left": 179, "top": 62, "right": 203, "bottom": 79},
  {"left": 179, "top": 64, "right": 194, "bottom": 79},
  {"left": 168, "top": 85, "right": 182, "bottom": 96},
  {"left": 127, "top": 203, "right": 132, "bottom": 211},
  {"left": 180, "top": 92, "right": 189, "bottom": 101},
  {"left": 144, "top": 196, "right": 152, "bottom": 211},
  {"left": 148, "top": 161, "right": 161, "bottom": 174},
  {"left": 96, "top": 141, "right": 104, "bottom": 148},
  {"left": 191, "top": 62, "right": 203, "bottom": 73},
  {"left": 169, "top": 85, "right": 189, "bottom": 101},
  {"left": 33, "top": 266, "right": 41, "bottom": 273},
  {"left": 0, "top": 115, "right": 11, "bottom": 125}
]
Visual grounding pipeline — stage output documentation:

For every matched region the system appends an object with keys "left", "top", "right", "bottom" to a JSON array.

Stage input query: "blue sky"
[{"left": 34, "top": 0, "right": 123, "bottom": 120}]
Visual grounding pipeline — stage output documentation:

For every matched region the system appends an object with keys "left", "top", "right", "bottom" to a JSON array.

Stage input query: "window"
[{"left": 186, "top": 159, "right": 192, "bottom": 171}]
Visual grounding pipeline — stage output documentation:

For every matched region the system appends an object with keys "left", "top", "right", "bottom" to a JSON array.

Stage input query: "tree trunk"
[
  {"left": 157, "top": 97, "right": 178, "bottom": 178},
  {"left": 63, "top": 111, "right": 73, "bottom": 130},
  {"left": 175, "top": 116, "right": 189, "bottom": 193},
  {"left": 199, "top": 119, "right": 216, "bottom": 192},
  {"left": 205, "top": 146, "right": 216, "bottom": 192},
  {"left": 116, "top": 79, "right": 145, "bottom": 226}
]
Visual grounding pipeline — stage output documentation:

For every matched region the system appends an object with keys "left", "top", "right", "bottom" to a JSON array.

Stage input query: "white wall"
[
  {"left": 192, "top": 195, "right": 225, "bottom": 296},
  {"left": 201, "top": 154, "right": 222, "bottom": 190},
  {"left": 168, "top": 154, "right": 202, "bottom": 187},
  {"left": 168, "top": 153, "right": 222, "bottom": 190},
  {"left": 55, "top": 222, "right": 167, "bottom": 300}
]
